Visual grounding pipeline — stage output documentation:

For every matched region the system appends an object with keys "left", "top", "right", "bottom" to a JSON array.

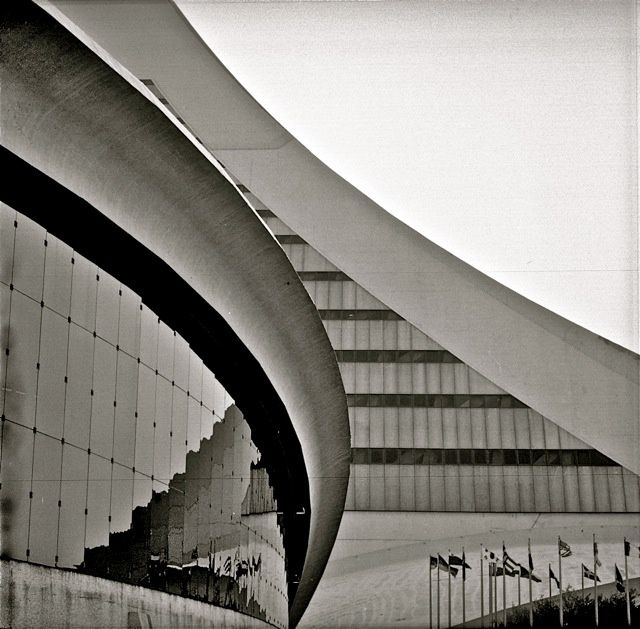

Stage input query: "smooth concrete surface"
[
  {"left": 0, "top": 559, "right": 276, "bottom": 629},
  {"left": 0, "top": 5, "right": 350, "bottom": 626},
  {"left": 299, "top": 511, "right": 640, "bottom": 628},
  {"left": 46, "top": 0, "right": 640, "bottom": 476}
]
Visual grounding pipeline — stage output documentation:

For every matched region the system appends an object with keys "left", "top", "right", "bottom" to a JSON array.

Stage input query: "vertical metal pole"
[
  {"left": 480, "top": 548, "right": 485, "bottom": 628},
  {"left": 528, "top": 539, "right": 533, "bottom": 628},
  {"left": 548, "top": 563, "right": 552, "bottom": 599},
  {"left": 594, "top": 534, "right": 599, "bottom": 628},
  {"left": 493, "top": 561, "right": 498, "bottom": 627},
  {"left": 429, "top": 560, "right": 433, "bottom": 629},
  {"left": 581, "top": 565, "right": 584, "bottom": 599},
  {"left": 624, "top": 539, "right": 631, "bottom": 627},
  {"left": 462, "top": 547, "right": 466, "bottom": 628},
  {"left": 517, "top": 570, "right": 521, "bottom": 607},
  {"left": 503, "top": 557, "right": 507, "bottom": 627},
  {"left": 558, "top": 538, "right": 563, "bottom": 627},
  {"left": 437, "top": 560, "right": 441, "bottom": 629},
  {"left": 448, "top": 551, "right": 452, "bottom": 629},
  {"left": 488, "top": 563, "right": 493, "bottom": 627}
]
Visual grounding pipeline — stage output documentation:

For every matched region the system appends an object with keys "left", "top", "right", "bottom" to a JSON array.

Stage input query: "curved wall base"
[{"left": 1, "top": 559, "right": 276, "bottom": 629}]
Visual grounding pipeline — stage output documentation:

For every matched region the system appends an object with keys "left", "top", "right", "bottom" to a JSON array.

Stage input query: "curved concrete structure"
[
  {"left": 0, "top": 4, "right": 350, "bottom": 626},
  {"left": 44, "top": 0, "right": 639, "bottom": 476}
]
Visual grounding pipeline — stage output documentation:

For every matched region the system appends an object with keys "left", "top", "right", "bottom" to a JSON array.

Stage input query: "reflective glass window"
[
  {"left": 12, "top": 215, "right": 45, "bottom": 300},
  {"left": 29, "top": 432, "right": 62, "bottom": 565},
  {"left": 113, "top": 352, "right": 138, "bottom": 468},
  {"left": 117, "top": 285, "right": 141, "bottom": 357},
  {"left": 69, "top": 254, "right": 97, "bottom": 331},
  {"left": 85, "top": 454, "right": 112, "bottom": 550},
  {"left": 57, "top": 444, "right": 88, "bottom": 568},
  {"left": 89, "top": 338, "right": 117, "bottom": 458},
  {"left": 0, "top": 204, "right": 16, "bottom": 286},
  {"left": 5, "top": 291, "right": 41, "bottom": 428},
  {"left": 0, "top": 421, "right": 33, "bottom": 560},
  {"left": 64, "top": 323, "right": 94, "bottom": 449},
  {"left": 35, "top": 308, "right": 68, "bottom": 439},
  {"left": 95, "top": 272, "right": 120, "bottom": 344},
  {"left": 43, "top": 236, "right": 73, "bottom": 318}
]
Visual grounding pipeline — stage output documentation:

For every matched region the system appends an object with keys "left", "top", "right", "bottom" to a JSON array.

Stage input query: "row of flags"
[{"left": 427, "top": 536, "right": 637, "bottom": 627}]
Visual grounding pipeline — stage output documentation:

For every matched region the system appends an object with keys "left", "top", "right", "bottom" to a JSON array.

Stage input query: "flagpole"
[
  {"left": 517, "top": 567, "right": 521, "bottom": 607},
  {"left": 437, "top": 557, "right": 441, "bottom": 629},
  {"left": 528, "top": 539, "right": 533, "bottom": 628},
  {"left": 502, "top": 542, "right": 507, "bottom": 628},
  {"left": 581, "top": 564, "right": 584, "bottom": 599},
  {"left": 558, "top": 537, "right": 563, "bottom": 628},
  {"left": 429, "top": 557, "right": 433, "bottom": 629},
  {"left": 624, "top": 538, "right": 631, "bottom": 627},
  {"left": 593, "top": 533, "right": 599, "bottom": 628},
  {"left": 462, "top": 547, "right": 466, "bottom": 628},
  {"left": 448, "top": 550, "right": 452, "bottom": 629},
  {"left": 493, "top": 561, "right": 498, "bottom": 627},
  {"left": 548, "top": 563, "right": 552, "bottom": 600},
  {"left": 480, "top": 547, "right": 485, "bottom": 629},
  {"left": 488, "top": 563, "right": 493, "bottom": 627}
]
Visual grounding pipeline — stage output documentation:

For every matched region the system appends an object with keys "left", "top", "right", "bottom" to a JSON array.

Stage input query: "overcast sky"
[{"left": 179, "top": 0, "right": 638, "bottom": 353}]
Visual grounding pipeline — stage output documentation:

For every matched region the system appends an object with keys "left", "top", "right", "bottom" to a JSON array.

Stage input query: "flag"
[
  {"left": 624, "top": 539, "right": 631, "bottom": 557},
  {"left": 593, "top": 540, "right": 602, "bottom": 568},
  {"left": 582, "top": 564, "right": 601, "bottom": 582},
  {"left": 438, "top": 554, "right": 459, "bottom": 577},
  {"left": 559, "top": 539, "right": 572, "bottom": 558},
  {"left": 615, "top": 564, "right": 625, "bottom": 593},
  {"left": 549, "top": 566, "right": 560, "bottom": 589},
  {"left": 430, "top": 555, "right": 438, "bottom": 570},
  {"left": 528, "top": 547, "right": 534, "bottom": 571},
  {"left": 496, "top": 566, "right": 517, "bottom": 578},
  {"left": 449, "top": 554, "right": 471, "bottom": 570},
  {"left": 502, "top": 544, "right": 519, "bottom": 572},
  {"left": 519, "top": 565, "right": 542, "bottom": 583}
]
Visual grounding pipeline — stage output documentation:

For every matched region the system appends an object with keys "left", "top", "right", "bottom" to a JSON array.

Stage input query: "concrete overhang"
[
  {"left": 0, "top": 4, "right": 350, "bottom": 626},
  {"left": 42, "top": 0, "right": 640, "bottom": 477}
]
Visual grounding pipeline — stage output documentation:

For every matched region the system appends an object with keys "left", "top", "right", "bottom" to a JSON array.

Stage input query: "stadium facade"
[{"left": 1, "top": 1, "right": 638, "bottom": 628}]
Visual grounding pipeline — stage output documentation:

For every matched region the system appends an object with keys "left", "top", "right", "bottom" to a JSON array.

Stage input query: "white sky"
[{"left": 179, "top": 0, "right": 638, "bottom": 352}]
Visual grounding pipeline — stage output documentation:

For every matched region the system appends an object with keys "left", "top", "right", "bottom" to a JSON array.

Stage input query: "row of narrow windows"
[
  {"left": 347, "top": 393, "right": 528, "bottom": 408},
  {"left": 351, "top": 447, "right": 617, "bottom": 467},
  {"left": 335, "top": 349, "right": 460, "bottom": 363}
]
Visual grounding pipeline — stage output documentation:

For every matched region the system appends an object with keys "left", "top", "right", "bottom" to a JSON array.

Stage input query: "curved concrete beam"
[
  {"left": 45, "top": 0, "right": 639, "bottom": 475},
  {"left": 0, "top": 4, "right": 350, "bottom": 626}
]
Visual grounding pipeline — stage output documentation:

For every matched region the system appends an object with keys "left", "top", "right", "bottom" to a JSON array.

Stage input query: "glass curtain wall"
[{"left": 0, "top": 204, "right": 288, "bottom": 628}]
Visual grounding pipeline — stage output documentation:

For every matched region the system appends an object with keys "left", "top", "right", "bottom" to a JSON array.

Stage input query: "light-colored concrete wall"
[{"left": 0, "top": 559, "right": 276, "bottom": 629}]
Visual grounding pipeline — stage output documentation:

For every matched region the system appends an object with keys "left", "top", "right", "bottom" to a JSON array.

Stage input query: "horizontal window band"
[
  {"left": 346, "top": 393, "right": 527, "bottom": 408},
  {"left": 319, "top": 310, "right": 404, "bottom": 321},
  {"left": 336, "top": 349, "right": 459, "bottom": 363},
  {"left": 351, "top": 447, "right": 618, "bottom": 467},
  {"left": 276, "top": 234, "right": 307, "bottom": 245},
  {"left": 299, "top": 271, "right": 351, "bottom": 281},
  {"left": 256, "top": 209, "right": 276, "bottom": 218}
]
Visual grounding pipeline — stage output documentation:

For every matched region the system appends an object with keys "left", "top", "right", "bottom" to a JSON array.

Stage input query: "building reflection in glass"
[
  {"left": 0, "top": 204, "right": 288, "bottom": 629},
  {"left": 81, "top": 406, "right": 287, "bottom": 627}
]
